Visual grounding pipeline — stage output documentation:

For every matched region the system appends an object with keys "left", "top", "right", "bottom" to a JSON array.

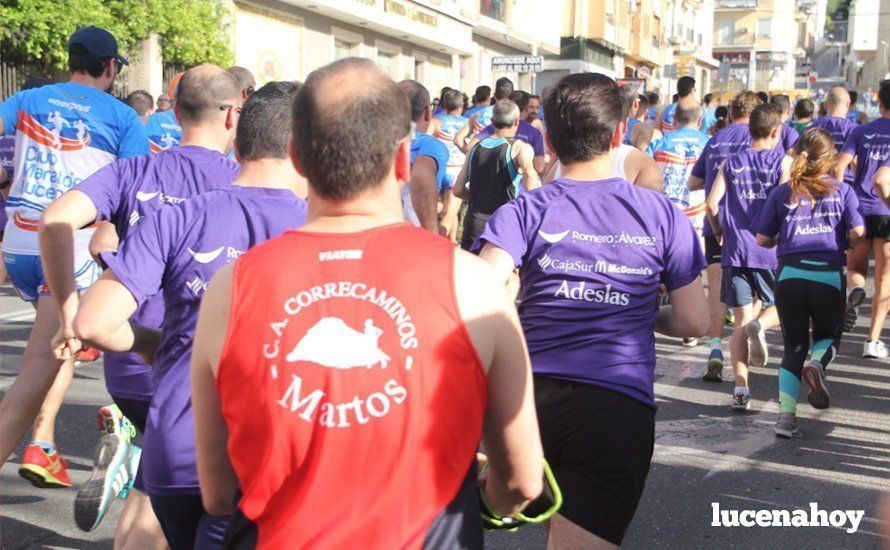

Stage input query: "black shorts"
[
  {"left": 704, "top": 235, "right": 722, "bottom": 265},
  {"left": 460, "top": 209, "right": 492, "bottom": 252},
  {"left": 534, "top": 375, "right": 655, "bottom": 545},
  {"left": 865, "top": 215, "right": 890, "bottom": 240}
]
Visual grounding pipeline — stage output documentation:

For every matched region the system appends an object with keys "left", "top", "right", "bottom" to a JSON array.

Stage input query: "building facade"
[
  {"left": 845, "top": 0, "right": 886, "bottom": 90},
  {"left": 663, "top": 0, "right": 718, "bottom": 97}
]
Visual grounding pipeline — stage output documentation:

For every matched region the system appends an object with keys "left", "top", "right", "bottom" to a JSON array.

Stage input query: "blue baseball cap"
[{"left": 68, "top": 26, "right": 128, "bottom": 66}]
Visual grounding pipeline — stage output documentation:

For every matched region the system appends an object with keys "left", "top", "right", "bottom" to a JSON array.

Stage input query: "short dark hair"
[
  {"left": 175, "top": 65, "right": 242, "bottom": 125},
  {"left": 398, "top": 79, "right": 430, "bottom": 121},
  {"left": 880, "top": 81, "right": 890, "bottom": 110},
  {"left": 647, "top": 92, "right": 659, "bottom": 105},
  {"left": 530, "top": 94, "right": 541, "bottom": 101},
  {"left": 294, "top": 58, "right": 410, "bottom": 201},
  {"left": 68, "top": 50, "right": 112, "bottom": 78},
  {"left": 509, "top": 90, "right": 530, "bottom": 112},
  {"left": 672, "top": 93, "right": 679, "bottom": 103},
  {"left": 715, "top": 105, "right": 729, "bottom": 119},
  {"left": 756, "top": 91, "right": 769, "bottom": 104},
  {"left": 794, "top": 98, "right": 815, "bottom": 119},
  {"left": 544, "top": 73, "right": 622, "bottom": 163},
  {"left": 730, "top": 91, "right": 760, "bottom": 120},
  {"left": 619, "top": 84, "right": 637, "bottom": 120},
  {"left": 442, "top": 88, "right": 463, "bottom": 112},
  {"left": 749, "top": 103, "right": 783, "bottom": 140},
  {"left": 770, "top": 94, "right": 791, "bottom": 113},
  {"left": 849, "top": 90, "right": 859, "bottom": 103},
  {"left": 125, "top": 90, "right": 153, "bottom": 117},
  {"left": 473, "top": 85, "right": 491, "bottom": 103},
  {"left": 494, "top": 77, "right": 514, "bottom": 100},
  {"left": 704, "top": 93, "right": 714, "bottom": 105},
  {"left": 677, "top": 76, "right": 695, "bottom": 97},
  {"left": 638, "top": 94, "right": 649, "bottom": 108},
  {"left": 236, "top": 81, "right": 299, "bottom": 162},
  {"left": 675, "top": 104, "right": 701, "bottom": 126}
]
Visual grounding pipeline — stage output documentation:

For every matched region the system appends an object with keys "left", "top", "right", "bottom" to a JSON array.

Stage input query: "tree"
[{"left": 0, "top": 0, "right": 232, "bottom": 72}]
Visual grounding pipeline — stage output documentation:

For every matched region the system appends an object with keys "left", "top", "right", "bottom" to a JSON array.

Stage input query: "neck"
[
  {"left": 68, "top": 73, "right": 106, "bottom": 90},
  {"left": 301, "top": 177, "right": 405, "bottom": 234},
  {"left": 882, "top": 109, "right": 890, "bottom": 119},
  {"left": 732, "top": 117, "right": 749, "bottom": 125},
  {"left": 495, "top": 126, "right": 518, "bottom": 138},
  {"left": 232, "top": 158, "right": 307, "bottom": 198},
  {"left": 751, "top": 138, "right": 771, "bottom": 151},
  {"left": 827, "top": 109, "right": 846, "bottom": 118},
  {"left": 448, "top": 109, "right": 462, "bottom": 116},
  {"left": 179, "top": 125, "right": 230, "bottom": 154},
  {"left": 560, "top": 150, "right": 616, "bottom": 182},
  {"left": 415, "top": 118, "right": 430, "bottom": 134}
]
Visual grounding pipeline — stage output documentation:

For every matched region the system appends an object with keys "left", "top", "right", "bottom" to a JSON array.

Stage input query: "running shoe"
[
  {"left": 74, "top": 405, "right": 136, "bottom": 532},
  {"left": 18, "top": 444, "right": 72, "bottom": 488},
  {"left": 703, "top": 348, "right": 724, "bottom": 382},
  {"left": 843, "top": 286, "right": 866, "bottom": 332},
  {"left": 74, "top": 346, "right": 101, "bottom": 366},
  {"left": 745, "top": 320, "right": 768, "bottom": 367},
  {"left": 774, "top": 417, "right": 799, "bottom": 438},
  {"left": 863, "top": 340, "right": 889, "bottom": 359},
  {"left": 802, "top": 360, "right": 830, "bottom": 410},
  {"left": 731, "top": 391, "right": 751, "bottom": 411},
  {"left": 118, "top": 445, "right": 142, "bottom": 500},
  {"left": 682, "top": 337, "right": 698, "bottom": 348}
]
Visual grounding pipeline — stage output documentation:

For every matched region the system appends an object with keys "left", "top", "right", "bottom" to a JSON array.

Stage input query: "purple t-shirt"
[
  {"left": 102, "top": 186, "right": 307, "bottom": 495},
  {"left": 810, "top": 116, "right": 858, "bottom": 185},
  {"left": 76, "top": 146, "right": 239, "bottom": 400},
  {"left": 841, "top": 117, "right": 890, "bottom": 216},
  {"left": 778, "top": 124, "right": 800, "bottom": 153},
  {"left": 720, "top": 148, "right": 786, "bottom": 270},
  {"left": 751, "top": 181, "right": 863, "bottom": 264},
  {"left": 477, "top": 120, "right": 545, "bottom": 157},
  {"left": 475, "top": 177, "right": 706, "bottom": 408},
  {"left": 691, "top": 123, "right": 752, "bottom": 237}
]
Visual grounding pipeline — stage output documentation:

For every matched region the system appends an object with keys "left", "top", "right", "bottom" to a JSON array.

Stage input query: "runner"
[
  {"left": 39, "top": 64, "right": 242, "bottom": 541},
  {"left": 810, "top": 87, "right": 857, "bottom": 189},
  {"left": 464, "top": 85, "right": 491, "bottom": 119},
  {"left": 185, "top": 58, "right": 546, "bottom": 549},
  {"left": 625, "top": 93, "right": 648, "bottom": 146},
  {"left": 475, "top": 72, "right": 708, "bottom": 548},
  {"left": 125, "top": 91, "right": 154, "bottom": 123},
  {"left": 469, "top": 90, "right": 546, "bottom": 175},
  {"left": 690, "top": 90, "right": 759, "bottom": 382},
  {"left": 702, "top": 93, "right": 717, "bottom": 134},
  {"left": 834, "top": 81, "right": 890, "bottom": 357},
  {"left": 706, "top": 103, "right": 791, "bottom": 409},
  {"left": 751, "top": 128, "right": 865, "bottom": 437},
  {"left": 791, "top": 98, "right": 815, "bottom": 134},
  {"left": 453, "top": 99, "right": 540, "bottom": 251},
  {"left": 73, "top": 81, "right": 307, "bottom": 549},
  {"left": 428, "top": 88, "right": 468, "bottom": 240},
  {"left": 0, "top": 26, "right": 147, "bottom": 480},
  {"left": 646, "top": 92, "right": 661, "bottom": 124},
  {"left": 770, "top": 94, "right": 800, "bottom": 154},
  {"left": 397, "top": 80, "right": 447, "bottom": 233},
  {"left": 227, "top": 66, "right": 256, "bottom": 100},
  {"left": 847, "top": 90, "right": 867, "bottom": 124},
  {"left": 454, "top": 76, "right": 513, "bottom": 150},
  {"left": 145, "top": 72, "right": 183, "bottom": 154},
  {"left": 656, "top": 76, "right": 697, "bottom": 133}
]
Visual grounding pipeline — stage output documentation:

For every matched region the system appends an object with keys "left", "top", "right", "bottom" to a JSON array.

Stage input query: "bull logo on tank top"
[{"left": 261, "top": 281, "right": 418, "bottom": 428}]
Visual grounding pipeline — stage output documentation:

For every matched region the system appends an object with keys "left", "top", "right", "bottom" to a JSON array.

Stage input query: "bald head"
[
  {"left": 175, "top": 64, "right": 241, "bottom": 125},
  {"left": 825, "top": 86, "right": 851, "bottom": 115},
  {"left": 293, "top": 58, "right": 410, "bottom": 201},
  {"left": 228, "top": 66, "right": 256, "bottom": 97}
]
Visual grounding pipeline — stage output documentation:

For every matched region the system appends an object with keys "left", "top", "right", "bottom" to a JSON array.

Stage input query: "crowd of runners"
[{"left": 0, "top": 24, "right": 889, "bottom": 550}]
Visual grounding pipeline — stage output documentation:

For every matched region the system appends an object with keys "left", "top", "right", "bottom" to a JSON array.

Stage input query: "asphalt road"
[{"left": 1, "top": 278, "right": 889, "bottom": 549}]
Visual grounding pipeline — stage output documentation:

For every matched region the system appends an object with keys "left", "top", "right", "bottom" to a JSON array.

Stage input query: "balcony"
[
  {"left": 716, "top": 0, "right": 757, "bottom": 8},
  {"left": 480, "top": 0, "right": 506, "bottom": 21}
]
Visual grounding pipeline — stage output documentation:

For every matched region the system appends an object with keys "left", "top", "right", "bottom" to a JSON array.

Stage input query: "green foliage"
[{"left": 0, "top": 0, "right": 232, "bottom": 71}]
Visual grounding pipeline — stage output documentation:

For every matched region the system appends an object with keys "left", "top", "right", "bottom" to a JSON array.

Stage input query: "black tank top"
[{"left": 468, "top": 136, "right": 522, "bottom": 215}]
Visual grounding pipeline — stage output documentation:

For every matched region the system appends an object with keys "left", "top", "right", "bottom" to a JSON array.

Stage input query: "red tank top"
[{"left": 217, "top": 223, "right": 486, "bottom": 549}]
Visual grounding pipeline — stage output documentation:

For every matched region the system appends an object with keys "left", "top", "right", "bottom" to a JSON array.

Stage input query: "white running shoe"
[{"left": 863, "top": 340, "right": 889, "bottom": 359}]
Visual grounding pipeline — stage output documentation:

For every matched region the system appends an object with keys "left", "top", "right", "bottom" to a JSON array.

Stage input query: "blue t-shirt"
[
  {"left": 410, "top": 132, "right": 449, "bottom": 193},
  {"left": 702, "top": 107, "right": 717, "bottom": 134},
  {"left": 145, "top": 109, "right": 182, "bottom": 154}
]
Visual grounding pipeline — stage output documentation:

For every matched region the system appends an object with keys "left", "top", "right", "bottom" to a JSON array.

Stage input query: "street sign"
[{"left": 491, "top": 55, "right": 544, "bottom": 73}]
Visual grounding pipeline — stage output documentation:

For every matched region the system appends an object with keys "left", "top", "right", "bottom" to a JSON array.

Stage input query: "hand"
[
  {"left": 439, "top": 215, "right": 459, "bottom": 242},
  {"left": 52, "top": 326, "right": 83, "bottom": 361}
]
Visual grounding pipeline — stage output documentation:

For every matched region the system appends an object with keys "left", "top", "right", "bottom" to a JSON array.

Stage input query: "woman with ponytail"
[{"left": 752, "top": 128, "right": 866, "bottom": 438}]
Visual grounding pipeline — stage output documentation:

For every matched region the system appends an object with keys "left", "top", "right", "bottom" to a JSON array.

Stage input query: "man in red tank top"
[{"left": 190, "top": 58, "right": 545, "bottom": 549}]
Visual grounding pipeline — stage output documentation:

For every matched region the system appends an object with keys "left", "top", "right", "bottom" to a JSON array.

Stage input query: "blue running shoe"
[
  {"left": 703, "top": 348, "right": 724, "bottom": 382},
  {"left": 118, "top": 445, "right": 141, "bottom": 500}
]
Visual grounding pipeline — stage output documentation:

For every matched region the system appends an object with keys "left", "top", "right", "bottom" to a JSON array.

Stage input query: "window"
[
  {"left": 334, "top": 39, "right": 353, "bottom": 60},
  {"left": 756, "top": 18, "right": 771, "bottom": 38},
  {"left": 480, "top": 0, "right": 505, "bottom": 21},
  {"left": 377, "top": 51, "right": 394, "bottom": 75},
  {"left": 716, "top": 19, "right": 734, "bottom": 44},
  {"left": 687, "top": 28, "right": 694, "bottom": 43}
]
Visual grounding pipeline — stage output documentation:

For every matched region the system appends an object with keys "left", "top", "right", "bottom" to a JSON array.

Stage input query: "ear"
[
  {"left": 289, "top": 137, "right": 306, "bottom": 178},
  {"left": 173, "top": 104, "right": 181, "bottom": 121},
  {"left": 395, "top": 140, "right": 411, "bottom": 184},
  {"left": 612, "top": 119, "right": 626, "bottom": 148},
  {"left": 424, "top": 106, "right": 431, "bottom": 123},
  {"left": 225, "top": 107, "right": 237, "bottom": 131},
  {"left": 106, "top": 62, "right": 116, "bottom": 80}
]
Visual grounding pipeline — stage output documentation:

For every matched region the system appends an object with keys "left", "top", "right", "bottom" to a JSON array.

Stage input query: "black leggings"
[{"left": 774, "top": 260, "right": 845, "bottom": 412}]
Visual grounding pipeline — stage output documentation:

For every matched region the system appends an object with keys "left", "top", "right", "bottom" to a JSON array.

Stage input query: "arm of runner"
[
  {"left": 517, "top": 142, "right": 541, "bottom": 192},
  {"left": 532, "top": 155, "right": 545, "bottom": 175},
  {"left": 478, "top": 244, "right": 517, "bottom": 286},
  {"left": 452, "top": 152, "right": 471, "bottom": 201},
  {"left": 756, "top": 233, "right": 777, "bottom": 248},
  {"left": 454, "top": 117, "right": 474, "bottom": 154},
  {"left": 655, "top": 204, "right": 709, "bottom": 337},
  {"left": 192, "top": 263, "right": 240, "bottom": 515},
  {"left": 780, "top": 155, "right": 793, "bottom": 184},
  {"left": 440, "top": 164, "right": 466, "bottom": 242},
  {"left": 706, "top": 165, "right": 726, "bottom": 238},
  {"left": 832, "top": 152, "right": 854, "bottom": 182},
  {"left": 655, "top": 279, "right": 709, "bottom": 337},
  {"left": 688, "top": 175, "right": 704, "bottom": 191},
  {"left": 38, "top": 190, "right": 101, "bottom": 359},
  {"left": 74, "top": 270, "right": 160, "bottom": 359},
  {"left": 875, "top": 165, "right": 890, "bottom": 209},
  {"left": 630, "top": 150, "right": 663, "bottom": 193},
  {"left": 454, "top": 250, "right": 544, "bottom": 518},
  {"left": 89, "top": 221, "right": 120, "bottom": 263},
  {"left": 409, "top": 156, "right": 441, "bottom": 232}
]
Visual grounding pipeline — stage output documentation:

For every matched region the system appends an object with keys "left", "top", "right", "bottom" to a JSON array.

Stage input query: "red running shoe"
[
  {"left": 75, "top": 346, "right": 101, "bottom": 365},
  {"left": 18, "top": 444, "right": 73, "bottom": 488}
]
